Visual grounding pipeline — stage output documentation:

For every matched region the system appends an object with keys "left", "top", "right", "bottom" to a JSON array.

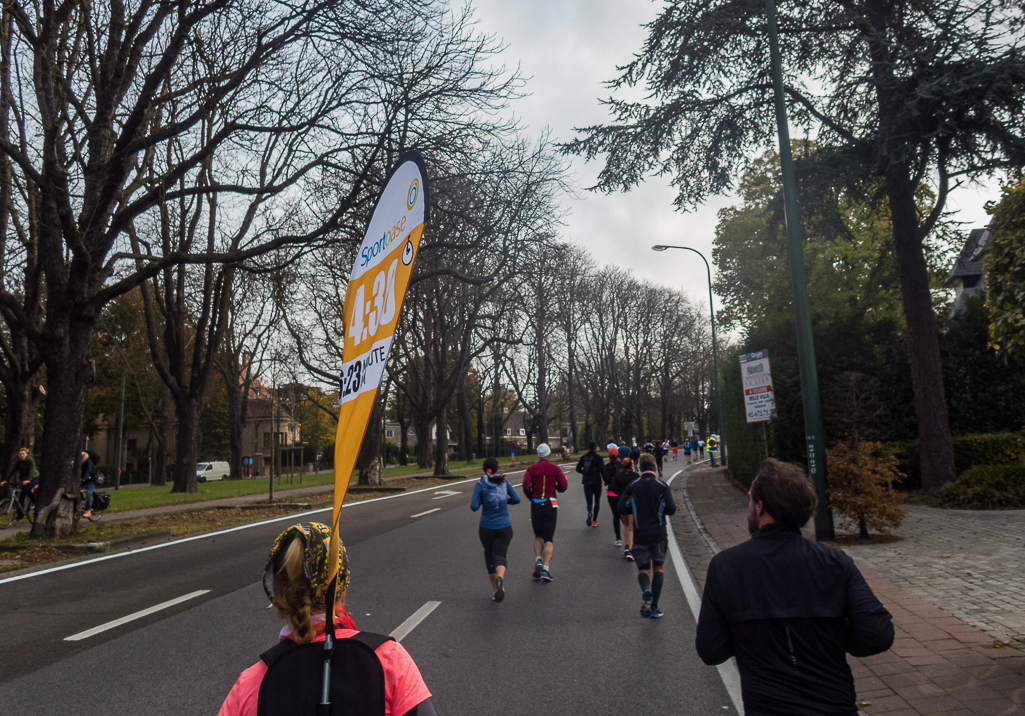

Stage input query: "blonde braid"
[{"left": 273, "top": 539, "right": 317, "bottom": 644}]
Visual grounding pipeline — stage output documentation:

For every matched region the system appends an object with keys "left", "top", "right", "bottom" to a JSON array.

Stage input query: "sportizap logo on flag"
[{"left": 328, "top": 151, "right": 429, "bottom": 582}]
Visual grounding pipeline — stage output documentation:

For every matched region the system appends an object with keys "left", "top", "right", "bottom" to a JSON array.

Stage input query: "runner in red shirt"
[{"left": 521, "top": 443, "right": 568, "bottom": 582}]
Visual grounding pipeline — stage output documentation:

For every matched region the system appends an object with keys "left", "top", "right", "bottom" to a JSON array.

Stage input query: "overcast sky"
[{"left": 469, "top": 0, "right": 997, "bottom": 316}]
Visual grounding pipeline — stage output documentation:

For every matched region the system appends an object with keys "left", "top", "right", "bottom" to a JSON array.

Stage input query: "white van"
[{"left": 196, "top": 461, "right": 230, "bottom": 482}]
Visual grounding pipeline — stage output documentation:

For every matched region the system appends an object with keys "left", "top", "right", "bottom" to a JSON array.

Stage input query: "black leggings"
[
  {"left": 583, "top": 482, "right": 602, "bottom": 520},
  {"left": 607, "top": 495, "right": 621, "bottom": 539},
  {"left": 479, "top": 525, "right": 513, "bottom": 574}
]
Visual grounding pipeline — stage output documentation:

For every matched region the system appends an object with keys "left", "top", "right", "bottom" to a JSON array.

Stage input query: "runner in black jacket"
[
  {"left": 602, "top": 448, "right": 623, "bottom": 546},
  {"left": 610, "top": 458, "right": 639, "bottom": 561},
  {"left": 575, "top": 442, "right": 605, "bottom": 528},
  {"left": 618, "top": 454, "right": 677, "bottom": 618}
]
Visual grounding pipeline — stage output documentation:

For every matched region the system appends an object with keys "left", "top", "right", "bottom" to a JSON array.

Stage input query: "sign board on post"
[
  {"left": 739, "top": 349, "right": 776, "bottom": 423},
  {"left": 683, "top": 421, "right": 696, "bottom": 437}
]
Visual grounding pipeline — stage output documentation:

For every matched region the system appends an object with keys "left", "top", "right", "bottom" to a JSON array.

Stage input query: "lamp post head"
[{"left": 651, "top": 245, "right": 668, "bottom": 251}]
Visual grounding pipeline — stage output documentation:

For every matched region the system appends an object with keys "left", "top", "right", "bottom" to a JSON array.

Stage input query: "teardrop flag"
[{"left": 327, "top": 151, "right": 429, "bottom": 585}]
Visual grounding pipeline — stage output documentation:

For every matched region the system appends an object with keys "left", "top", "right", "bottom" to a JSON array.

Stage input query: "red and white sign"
[{"left": 739, "top": 350, "right": 776, "bottom": 423}]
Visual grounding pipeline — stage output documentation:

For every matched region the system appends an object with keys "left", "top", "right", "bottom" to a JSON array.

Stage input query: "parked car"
[{"left": 196, "top": 461, "right": 230, "bottom": 483}]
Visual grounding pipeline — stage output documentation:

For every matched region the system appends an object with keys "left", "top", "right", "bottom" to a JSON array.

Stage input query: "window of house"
[
  {"left": 263, "top": 432, "right": 272, "bottom": 448},
  {"left": 504, "top": 428, "right": 511, "bottom": 436},
  {"left": 518, "top": 428, "right": 525, "bottom": 436},
  {"left": 386, "top": 429, "right": 394, "bottom": 438}
]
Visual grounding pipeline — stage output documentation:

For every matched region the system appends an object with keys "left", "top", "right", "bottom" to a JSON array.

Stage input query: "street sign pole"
[{"left": 765, "top": 0, "right": 834, "bottom": 540}]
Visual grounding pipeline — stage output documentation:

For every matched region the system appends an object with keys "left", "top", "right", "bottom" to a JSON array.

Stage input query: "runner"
[
  {"left": 218, "top": 523, "right": 434, "bottom": 716},
  {"left": 602, "top": 447, "right": 623, "bottom": 546},
  {"left": 509, "top": 440, "right": 518, "bottom": 463},
  {"left": 618, "top": 454, "right": 677, "bottom": 618},
  {"left": 575, "top": 441, "right": 605, "bottom": 527},
  {"left": 670, "top": 437, "right": 679, "bottom": 461},
  {"left": 698, "top": 438, "right": 705, "bottom": 459},
  {"left": 683, "top": 439, "right": 692, "bottom": 465},
  {"left": 470, "top": 457, "right": 521, "bottom": 602},
  {"left": 522, "top": 443, "right": 568, "bottom": 582},
  {"left": 610, "top": 456, "right": 639, "bottom": 561},
  {"left": 652, "top": 440, "right": 665, "bottom": 477}
]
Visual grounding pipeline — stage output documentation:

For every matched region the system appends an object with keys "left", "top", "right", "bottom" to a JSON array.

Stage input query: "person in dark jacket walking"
[
  {"left": 610, "top": 457, "right": 639, "bottom": 561},
  {"left": 618, "top": 454, "right": 676, "bottom": 618},
  {"left": 602, "top": 447, "right": 623, "bottom": 546},
  {"left": 575, "top": 442, "right": 605, "bottom": 527},
  {"left": 470, "top": 457, "right": 521, "bottom": 602},
  {"left": 695, "top": 458, "right": 894, "bottom": 716},
  {"left": 80, "top": 452, "right": 99, "bottom": 518}
]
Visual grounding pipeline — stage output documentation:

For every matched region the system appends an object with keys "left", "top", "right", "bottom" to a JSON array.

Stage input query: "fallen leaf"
[
  {"left": 940, "top": 554, "right": 951, "bottom": 558},
  {"left": 856, "top": 701, "right": 872, "bottom": 707}
]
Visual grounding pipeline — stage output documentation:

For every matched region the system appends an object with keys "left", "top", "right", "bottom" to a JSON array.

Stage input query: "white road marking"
[
  {"left": 64, "top": 590, "right": 210, "bottom": 641},
  {"left": 431, "top": 490, "right": 461, "bottom": 500},
  {"left": 389, "top": 601, "right": 441, "bottom": 642},
  {"left": 666, "top": 470, "right": 745, "bottom": 715},
  {"left": 410, "top": 508, "right": 441, "bottom": 518}
]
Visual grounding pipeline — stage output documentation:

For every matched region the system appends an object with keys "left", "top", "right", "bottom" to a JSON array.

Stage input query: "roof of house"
[{"left": 946, "top": 228, "right": 988, "bottom": 285}]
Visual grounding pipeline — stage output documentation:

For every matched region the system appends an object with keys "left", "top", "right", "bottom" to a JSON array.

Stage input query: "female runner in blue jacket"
[{"left": 470, "top": 457, "right": 521, "bottom": 602}]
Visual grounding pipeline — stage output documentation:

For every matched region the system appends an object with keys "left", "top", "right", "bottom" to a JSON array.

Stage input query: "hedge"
[
  {"left": 936, "top": 463, "right": 1025, "bottom": 509},
  {"left": 881, "top": 432, "right": 1025, "bottom": 488}
]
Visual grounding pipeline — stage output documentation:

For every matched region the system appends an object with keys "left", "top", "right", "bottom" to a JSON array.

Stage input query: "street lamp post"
[
  {"left": 651, "top": 245, "right": 726, "bottom": 467},
  {"left": 764, "top": 0, "right": 834, "bottom": 541}
]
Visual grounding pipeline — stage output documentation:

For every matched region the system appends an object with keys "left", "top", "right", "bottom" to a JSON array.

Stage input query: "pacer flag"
[{"left": 328, "top": 151, "right": 429, "bottom": 584}]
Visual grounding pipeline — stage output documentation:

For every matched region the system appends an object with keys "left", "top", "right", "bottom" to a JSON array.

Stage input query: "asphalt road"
[{"left": 0, "top": 463, "right": 737, "bottom": 715}]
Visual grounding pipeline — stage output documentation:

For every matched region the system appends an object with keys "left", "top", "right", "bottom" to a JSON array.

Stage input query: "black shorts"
[
  {"left": 631, "top": 540, "right": 667, "bottom": 569},
  {"left": 530, "top": 500, "right": 558, "bottom": 542}
]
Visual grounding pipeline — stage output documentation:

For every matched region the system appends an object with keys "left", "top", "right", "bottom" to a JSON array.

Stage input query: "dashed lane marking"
[
  {"left": 390, "top": 601, "right": 441, "bottom": 642},
  {"left": 64, "top": 590, "right": 211, "bottom": 641},
  {"left": 410, "top": 508, "right": 441, "bottom": 518}
]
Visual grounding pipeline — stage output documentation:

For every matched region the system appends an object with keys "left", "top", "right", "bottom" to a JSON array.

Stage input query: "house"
[
  {"left": 946, "top": 227, "right": 991, "bottom": 313},
  {"left": 87, "top": 380, "right": 301, "bottom": 481}
]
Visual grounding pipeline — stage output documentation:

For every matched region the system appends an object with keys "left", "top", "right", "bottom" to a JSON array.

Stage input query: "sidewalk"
[{"left": 671, "top": 465, "right": 1025, "bottom": 715}]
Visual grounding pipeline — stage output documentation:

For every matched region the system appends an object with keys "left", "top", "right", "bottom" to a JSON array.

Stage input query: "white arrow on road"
[{"left": 432, "top": 490, "right": 461, "bottom": 500}]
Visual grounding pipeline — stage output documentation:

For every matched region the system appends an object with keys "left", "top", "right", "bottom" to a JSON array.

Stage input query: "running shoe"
[
  {"left": 532, "top": 557, "right": 543, "bottom": 580},
  {"left": 649, "top": 607, "right": 663, "bottom": 619},
  {"left": 615, "top": 539, "right": 623, "bottom": 547},
  {"left": 493, "top": 576, "right": 505, "bottom": 603},
  {"left": 540, "top": 568, "right": 553, "bottom": 582},
  {"left": 640, "top": 589, "right": 652, "bottom": 618},
  {"left": 591, "top": 520, "right": 599, "bottom": 528},
  {"left": 585, "top": 515, "right": 592, "bottom": 527},
  {"left": 624, "top": 549, "right": 634, "bottom": 561}
]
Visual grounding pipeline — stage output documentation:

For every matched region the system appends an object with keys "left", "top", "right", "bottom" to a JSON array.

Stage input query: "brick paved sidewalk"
[{"left": 672, "top": 466, "right": 1025, "bottom": 715}]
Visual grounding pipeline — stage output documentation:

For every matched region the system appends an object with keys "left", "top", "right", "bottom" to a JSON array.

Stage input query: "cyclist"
[
  {"left": 470, "top": 457, "right": 520, "bottom": 602},
  {"left": 218, "top": 522, "right": 435, "bottom": 715},
  {"left": 522, "top": 443, "right": 567, "bottom": 582},
  {"left": 81, "top": 452, "right": 99, "bottom": 518},
  {"left": 2, "top": 447, "right": 38, "bottom": 517}
]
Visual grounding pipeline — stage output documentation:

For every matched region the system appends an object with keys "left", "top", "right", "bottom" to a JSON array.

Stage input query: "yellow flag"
[{"left": 328, "top": 151, "right": 428, "bottom": 585}]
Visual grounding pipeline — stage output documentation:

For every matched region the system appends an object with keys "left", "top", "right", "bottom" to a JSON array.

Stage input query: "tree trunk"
[
  {"left": 3, "top": 379, "right": 42, "bottom": 469},
  {"left": 357, "top": 395, "right": 384, "bottom": 486},
  {"left": 433, "top": 409, "right": 449, "bottom": 476},
  {"left": 888, "top": 172, "right": 956, "bottom": 491},
  {"left": 456, "top": 382, "right": 474, "bottom": 464},
  {"left": 413, "top": 408, "right": 433, "bottom": 469},
  {"left": 171, "top": 398, "right": 202, "bottom": 493},
  {"left": 32, "top": 316, "right": 96, "bottom": 538},
  {"left": 859, "top": 518, "right": 870, "bottom": 540}
]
